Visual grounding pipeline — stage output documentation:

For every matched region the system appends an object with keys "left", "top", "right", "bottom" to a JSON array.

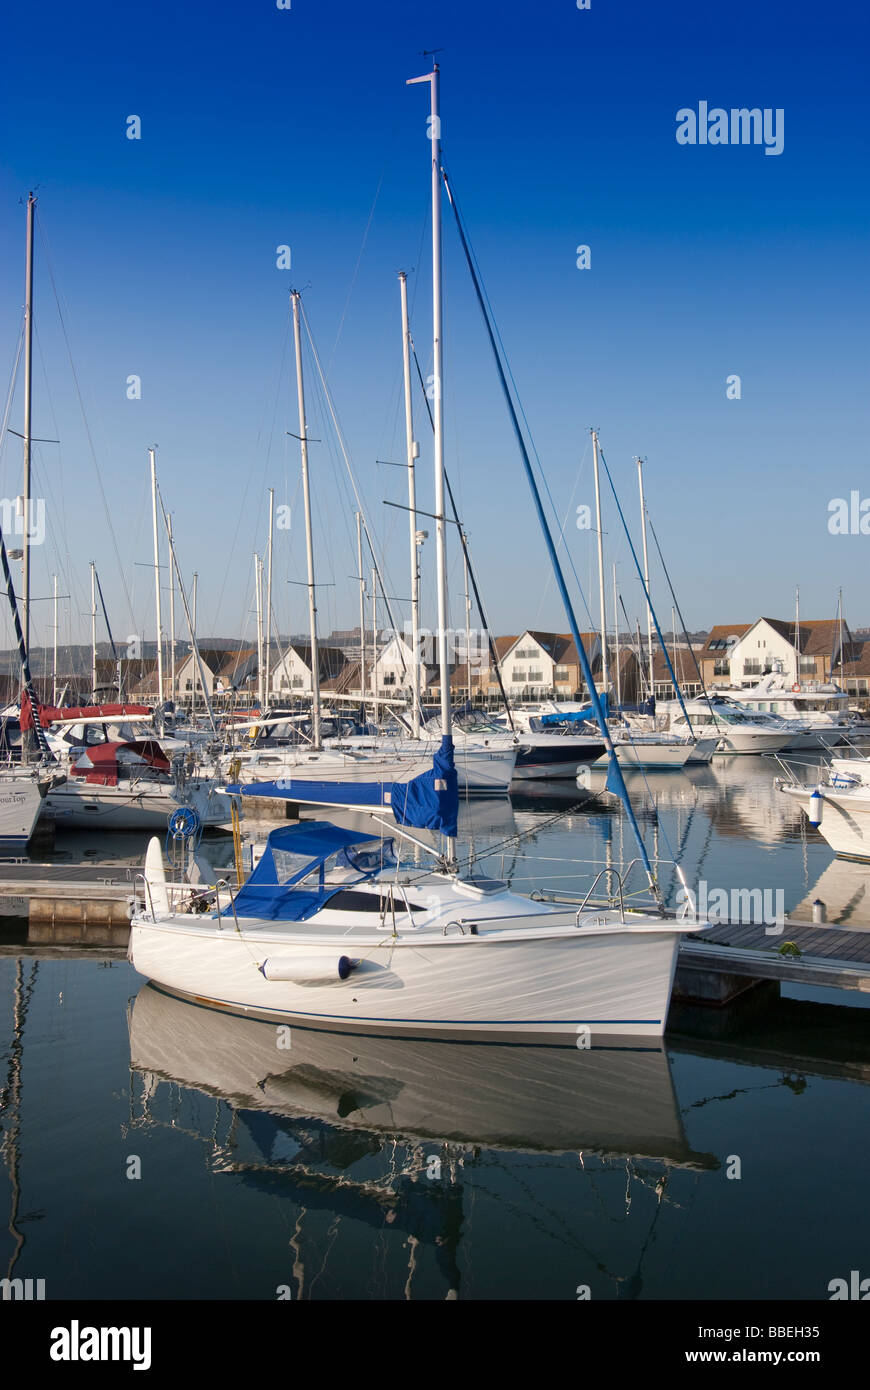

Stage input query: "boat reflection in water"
[{"left": 128, "top": 984, "right": 716, "bottom": 1299}]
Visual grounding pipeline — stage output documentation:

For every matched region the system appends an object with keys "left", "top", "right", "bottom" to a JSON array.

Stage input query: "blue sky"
[{"left": 1, "top": 0, "right": 868, "bottom": 655}]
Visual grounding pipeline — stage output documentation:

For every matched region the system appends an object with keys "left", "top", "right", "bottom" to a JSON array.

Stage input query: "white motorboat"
[
  {"left": 130, "top": 820, "right": 687, "bottom": 1042},
  {"left": 662, "top": 697, "right": 792, "bottom": 755},
  {"left": 719, "top": 676, "right": 853, "bottom": 747}
]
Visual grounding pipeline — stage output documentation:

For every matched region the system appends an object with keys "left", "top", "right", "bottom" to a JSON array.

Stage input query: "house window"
[
  {"left": 383, "top": 673, "right": 396, "bottom": 686},
  {"left": 799, "top": 657, "right": 815, "bottom": 673},
  {"left": 281, "top": 676, "right": 289, "bottom": 689},
  {"left": 291, "top": 676, "right": 304, "bottom": 688},
  {"left": 713, "top": 660, "right": 729, "bottom": 676},
  {"left": 708, "top": 638, "right": 730, "bottom": 651},
  {"left": 185, "top": 680, "right": 192, "bottom": 691},
  {"left": 515, "top": 648, "right": 538, "bottom": 660},
  {"left": 527, "top": 670, "right": 543, "bottom": 683},
  {"left": 511, "top": 670, "right": 526, "bottom": 684},
  {"left": 743, "top": 661, "right": 761, "bottom": 676},
  {"left": 555, "top": 666, "right": 570, "bottom": 679}
]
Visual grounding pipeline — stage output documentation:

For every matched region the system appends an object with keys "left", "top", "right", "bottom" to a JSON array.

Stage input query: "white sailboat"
[{"left": 128, "top": 63, "right": 693, "bottom": 1043}]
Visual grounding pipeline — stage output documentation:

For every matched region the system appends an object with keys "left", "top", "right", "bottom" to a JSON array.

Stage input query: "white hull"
[
  {"left": 129, "top": 912, "right": 683, "bottom": 1042},
  {"left": 596, "top": 742, "right": 694, "bottom": 770},
  {"left": 234, "top": 744, "right": 516, "bottom": 794},
  {"left": 712, "top": 730, "right": 791, "bottom": 755},
  {"left": 44, "top": 779, "right": 232, "bottom": 831},
  {"left": 782, "top": 729, "right": 842, "bottom": 751},
  {"left": 0, "top": 774, "right": 45, "bottom": 846},
  {"left": 780, "top": 782, "right": 870, "bottom": 861}
]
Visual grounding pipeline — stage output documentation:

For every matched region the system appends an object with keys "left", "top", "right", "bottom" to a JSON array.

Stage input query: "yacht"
[{"left": 661, "top": 697, "right": 792, "bottom": 755}]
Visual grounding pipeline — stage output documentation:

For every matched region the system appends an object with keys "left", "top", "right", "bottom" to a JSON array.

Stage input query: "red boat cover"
[
  {"left": 20, "top": 693, "right": 152, "bottom": 730},
  {"left": 69, "top": 740, "right": 171, "bottom": 786}
]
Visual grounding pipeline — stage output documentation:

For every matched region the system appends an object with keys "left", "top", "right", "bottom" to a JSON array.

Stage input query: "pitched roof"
[{"left": 698, "top": 624, "right": 752, "bottom": 656}]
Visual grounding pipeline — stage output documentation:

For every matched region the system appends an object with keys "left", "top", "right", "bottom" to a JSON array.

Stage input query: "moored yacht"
[{"left": 661, "top": 697, "right": 792, "bottom": 755}]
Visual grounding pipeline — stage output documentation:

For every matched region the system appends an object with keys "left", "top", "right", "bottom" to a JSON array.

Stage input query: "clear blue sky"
[{"left": 1, "top": 0, "right": 868, "bottom": 655}]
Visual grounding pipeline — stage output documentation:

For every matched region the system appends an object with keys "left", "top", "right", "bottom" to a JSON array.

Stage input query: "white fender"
[
  {"left": 260, "top": 955, "right": 358, "bottom": 984},
  {"left": 144, "top": 836, "right": 170, "bottom": 916}
]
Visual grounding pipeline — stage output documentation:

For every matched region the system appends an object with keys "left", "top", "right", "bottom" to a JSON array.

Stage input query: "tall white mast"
[
  {"left": 90, "top": 561, "right": 97, "bottom": 699},
  {"left": 356, "top": 511, "right": 366, "bottom": 709},
  {"left": 52, "top": 573, "right": 58, "bottom": 706},
  {"left": 191, "top": 572, "right": 198, "bottom": 712},
  {"left": 408, "top": 60, "right": 455, "bottom": 864},
  {"left": 265, "top": 488, "right": 274, "bottom": 710},
  {"left": 290, "top": 290, "right": 321, "bottom": 748},
  {"left": 463, "top": 534, "right": 472, "bottom": 703},
  {"left": 22, "top": 192, "right": 36, "bottom": 655},
  {"left": 637, "top": 458, "right": 654, "bottom": 698},
  {"left": 149, "top": 447, "right": 164, "bottom": 702},
  {"left": 671, "top": 605, "right": 680, "bottom": 695},
  {"left": 794, "top": 585, "right": 801, "bottom": 685},
  {"left": 166, "top": 512, "right": 176, "bottom": 703},
  {"left": 254, "top": 553, "right": 264, "bottom": 708},
  {"left": 838, "top": 587, "right": 844, "bottom": 686},
  {"left": 612, "top": 564, "right": 621, "bottom": 707},
  {"left": 399, "top": 270, "right": 422, "bottom": 737},
  {"left": 371, "top": 567, "right": 378, "bottom": 727},
  {"left": 591, "top": 429, "right": 608, "bottom": 697}
]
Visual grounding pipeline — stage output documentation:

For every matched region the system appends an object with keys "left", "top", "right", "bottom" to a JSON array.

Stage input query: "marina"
[{"left": 1, "top": 0, "right": 867, "bottom": 1337}]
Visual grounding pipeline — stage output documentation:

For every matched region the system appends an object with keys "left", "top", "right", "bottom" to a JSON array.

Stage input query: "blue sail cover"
[
  {"left": 539, "top": 694, "right": 609, "bottom": 726},
  {"left": 390, "top": 735, "right": 459, "bottom": 838},
  {"left": 226, "top": 737, "right": 459, "bottom": 839}
]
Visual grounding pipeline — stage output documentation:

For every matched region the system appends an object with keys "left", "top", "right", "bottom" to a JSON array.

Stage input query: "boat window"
[
  {"left": 345, "top": 840, "right": 397, "bottom": 874},
  {"left": 325, "top": 888, "right": 425, "bottom": 913},
  {"left": 271, "top": 849, "right": 320, "bottom": 884}
]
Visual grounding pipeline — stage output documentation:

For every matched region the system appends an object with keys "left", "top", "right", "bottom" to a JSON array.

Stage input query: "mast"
[
  {"left": 637, "top": 458, "right": 654, "bottom": 698},
  {"left": 254, "top": 553, "right": 264, "bottom": 708},
  {"left": 671, "top": 605, "right": 679, "bottom": 697},
  {"left": 149, "top": 447, "right": 164, "bottom": 702},
  {"left": 407, "top": 60, "right": 455, "bottom": 864},
  {"left": 166, "top": 512, "right": 176, "bottom": 703},
  {"left": 22, "top": 192, "right": 35, "bottom": 655},
  {"left": 463, "top": 534, "right": 472, "bottom": 703},
  {"left": 399, "top": 270, "right": 422, "bottom": 737},
  {"left": 290, "top": 290, "right": 321, "bottom": 748},
  {"left": 89, "top": 561, "right": 97, "bottom": 699},
  {"left": 371, "top": 566, "right": 378, "bottom": 727},
  {"left": 591, "top": 429, "right": 608, "bottom": 698},
  {"left": 612, "top": 564, "right": 621, "bottom": 707},
  {"left": 795, "top": 585, "right": 800, "bottom": 686},
  {"left": 838, "top": 587, "right": 844, "bottom": 686},
  {"left": 52, "top": 574, "right": 58, "bottom": 706},
  {"left": 356, "top": 511, "right": 366, "bottom": 711},
  {"left": 265, "top": 488, "right": 274, "bottom": 710},
  {"left": 191, "top": 572, "right": 198, "bottom": 713}
]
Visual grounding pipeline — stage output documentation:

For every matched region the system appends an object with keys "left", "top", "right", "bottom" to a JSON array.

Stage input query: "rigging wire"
[{"left": 35, "top": 212, "right": 137, "bottom": 634}]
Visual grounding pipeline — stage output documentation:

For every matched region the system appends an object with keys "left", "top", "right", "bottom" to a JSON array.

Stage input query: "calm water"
[{"left": 2, "top": 756, "right": 869, "bottom": 1300}]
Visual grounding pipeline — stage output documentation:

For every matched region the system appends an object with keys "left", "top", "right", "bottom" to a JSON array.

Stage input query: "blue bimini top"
[{"left": 222, "top": 820, "right": 395, "bottom": 922}]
